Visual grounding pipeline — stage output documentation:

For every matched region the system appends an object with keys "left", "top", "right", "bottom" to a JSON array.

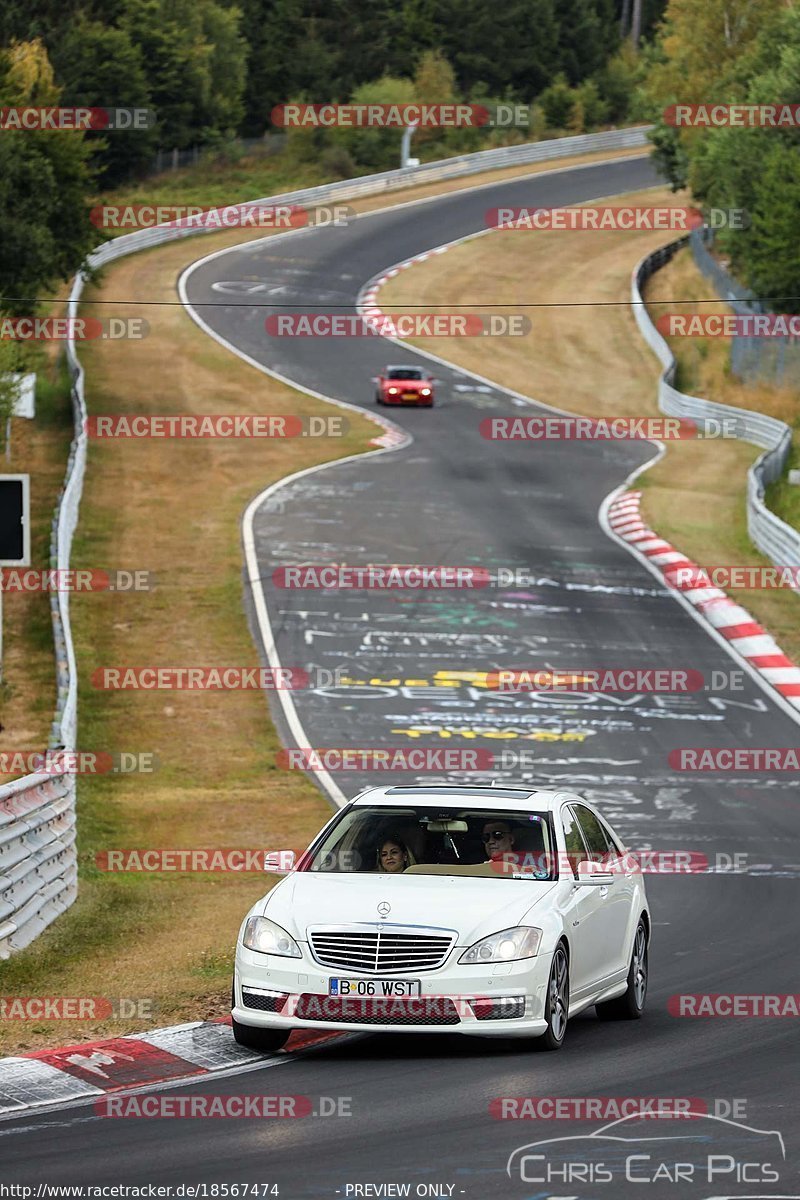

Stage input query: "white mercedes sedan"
[{"left": 232, "top": 784, "right": 650, "bottom": 1051}]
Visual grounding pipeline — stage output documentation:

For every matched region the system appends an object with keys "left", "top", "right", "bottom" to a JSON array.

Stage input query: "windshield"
[
  {"left": 302, "top": 805, "right": 557, "bottom": 879},
  {"left": 386, "top": 367, "right": 425, "bottom": 380}
]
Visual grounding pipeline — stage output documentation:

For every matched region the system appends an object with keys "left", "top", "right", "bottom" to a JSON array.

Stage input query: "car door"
[
  {"left": 572, "top": 803, "right": 634, "bottom": 980},
  {"left": 559, "top": 804, "right": 610, "bottom": 999}
]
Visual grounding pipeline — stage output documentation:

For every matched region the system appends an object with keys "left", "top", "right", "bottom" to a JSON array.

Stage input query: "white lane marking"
[
  {"left": 177, "top": 267, "right": 410, "bottom": 810},
  {"left": 178, "top": 157, "right": 654, "bottom": 806}
]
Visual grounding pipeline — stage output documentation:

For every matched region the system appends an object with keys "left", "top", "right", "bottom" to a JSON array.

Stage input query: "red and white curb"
[
  {"left": 607, "top": 491, "right": 800, "bottom": 710},
  {"left": 0, "top": 1020, "right": 338, "bottom": 1117},
  {"left": 359, "top": 246, "right": 452, "bottom": 333}
]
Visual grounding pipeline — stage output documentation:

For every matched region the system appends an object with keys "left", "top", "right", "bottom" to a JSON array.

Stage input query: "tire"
[
  {"left": 534, "top": 942, "right": 569, "bottom": 1051},
  {"left": 231, "top": 1017, "right": 291, "bottom": 1053},
  {"left": 375, "top": 391, "right": 383, "bottom": 404},
  {"left": 596, "top": 919, "right": 648, "bottom": 1021}
]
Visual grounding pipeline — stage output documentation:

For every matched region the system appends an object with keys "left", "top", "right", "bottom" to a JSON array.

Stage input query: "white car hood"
[{"left": 261, "top": 871, "right": 557, "bottom": 946}]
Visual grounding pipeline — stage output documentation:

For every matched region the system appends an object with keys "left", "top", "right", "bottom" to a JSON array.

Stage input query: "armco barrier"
[
  {"left": 632, "top": 236, "right": 799, "bottom": 579},
  {"left": 0, "top": 125, "right": 652, "bottom": 957}
]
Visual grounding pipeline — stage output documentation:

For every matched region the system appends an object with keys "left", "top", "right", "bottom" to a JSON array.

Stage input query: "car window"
[
  {"left": 572, "top": 804, "right": 613, "bottom": 862},
  {"left": 561, "top": 806, "right": 589, "bottom": 875},
  {"left": 301, "top": 805, "right": 556, "bottom": 879},
  {"left": 597, "top": 814, "right": 624, "bottom": 855},
  {"left": 386, "top": 367, "right": 423, "bottom": 380}
]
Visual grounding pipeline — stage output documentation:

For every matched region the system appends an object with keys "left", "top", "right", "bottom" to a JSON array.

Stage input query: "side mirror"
[
  {"left": 573, "top": 861, "right": 614, "bottom": 886},
  {"left": 264, "top": 850, "right": 296, "bottom": 874}
]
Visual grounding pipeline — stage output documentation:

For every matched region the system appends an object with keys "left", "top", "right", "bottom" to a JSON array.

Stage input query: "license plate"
[
  {"left": 401, "top": 392, "right": 419, "bottom": 401},
  {"left": 328, "top": 978, "right": 421, "bottom": 997}
]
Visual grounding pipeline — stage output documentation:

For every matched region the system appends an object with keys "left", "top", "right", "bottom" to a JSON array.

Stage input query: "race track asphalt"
[{"left": 3, "top": 154, "right": 797, "bottom": 1198}]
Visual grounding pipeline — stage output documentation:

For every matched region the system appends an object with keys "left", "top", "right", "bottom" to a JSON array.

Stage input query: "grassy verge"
[
  {"left": 0, "top": 347, "right": 73, "bottom": 755},
  {"left": 0, "top": 141, "right": 649, "bottom": 1056},
  {"left": 378, "top": 187, "right": 800, "bottom": 664},
  {"left": 642, "top": 249, "right": 800, "bottom": 661}
]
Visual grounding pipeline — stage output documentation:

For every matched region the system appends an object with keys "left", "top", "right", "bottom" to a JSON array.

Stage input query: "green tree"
[
  {"left": 0, "top": 40, "right": 95, "bottom": 316},
  {"left": 538, "top": 74, "right": 576, "bottom": 130},
  {"left": 743, "top": 142, "right": 800, "bottom": 310},
  {"left": 413, "top": 49, "right": 458, "bottom": 149},
  {"left": 328, "top": 75, "right": 416, "bottom": 172},
  {"left": 50, "top": 16, "right": 156, "bottom": 185}
]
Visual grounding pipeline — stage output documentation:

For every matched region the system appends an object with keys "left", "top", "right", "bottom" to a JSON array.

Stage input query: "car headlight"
[
  {"left": 459, "top": 926, "right": 542, "bottom": 964},
  {"left": 388, "top": 387, "right": 399, "bottom": 394},
  {"left": 420, "top": 388, "right": 431, "bottom": 395},
  {"left": 242, "top": 916, "right": 302, "bottom": 957}
]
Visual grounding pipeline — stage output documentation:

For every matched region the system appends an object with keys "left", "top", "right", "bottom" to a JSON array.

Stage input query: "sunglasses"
[{"left": 481, "top": 829, "right": 511, "bottom": 842}]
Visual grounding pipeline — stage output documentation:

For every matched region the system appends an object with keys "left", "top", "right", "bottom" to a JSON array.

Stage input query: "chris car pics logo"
[{"left": 506, "top": 1112, "right": 785, "bottom": 1187}]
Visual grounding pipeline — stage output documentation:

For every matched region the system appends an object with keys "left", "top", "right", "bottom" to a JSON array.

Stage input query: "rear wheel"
[
  {"left": 596, "top": 920, "right": 648, "bottom": 1020},
  {"left": 534, "top": 943, "right": 569, "bottom": 1051},
  {"left": 231, "top": 1018, "right": 291, "bottom": 1052}
]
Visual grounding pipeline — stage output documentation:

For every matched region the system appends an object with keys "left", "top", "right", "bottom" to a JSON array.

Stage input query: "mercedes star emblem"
[{"left": 377, "top": 901, "right": 391, "bottom": 918}]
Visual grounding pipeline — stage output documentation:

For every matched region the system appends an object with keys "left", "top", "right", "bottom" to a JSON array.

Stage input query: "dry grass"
[
  {"left": 379, "top": 188, "right": 800, "bottom": 663},
  {"left": 0, "top": 354, "right": 72, "bottom": 755}
]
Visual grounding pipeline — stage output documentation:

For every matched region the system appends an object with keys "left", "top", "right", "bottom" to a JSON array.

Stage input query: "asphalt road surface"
[{"left": 3, "top": 154, "right": 797, "bottom": 1199}]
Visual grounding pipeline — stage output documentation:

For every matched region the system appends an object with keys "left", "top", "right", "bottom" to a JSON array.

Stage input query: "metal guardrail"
[
  {"left": 0, "top": 124, "right": 653, "bottom": 957},
  {"left": 0, "top": 773, "right": 77, "bottom": 954},
  {"left": 632, "top": 237, "right": 800, "bottom": 578}
]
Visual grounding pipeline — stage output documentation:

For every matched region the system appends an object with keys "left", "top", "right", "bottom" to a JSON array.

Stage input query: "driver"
[{"left": 482, "top": 821, "right": 517, "bottom": 861}]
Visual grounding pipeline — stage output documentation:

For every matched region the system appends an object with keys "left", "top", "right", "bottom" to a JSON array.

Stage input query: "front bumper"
[
  {"left": 233, "top": 944, "right": 553, "bottom": 1038},
  {"left": 382, "top": 392, "right": 433, "bottom": 405}
]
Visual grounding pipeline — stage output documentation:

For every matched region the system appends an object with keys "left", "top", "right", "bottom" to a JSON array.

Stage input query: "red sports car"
[{"left": 375, "top": 364, "right": 435, "bottom": 407}]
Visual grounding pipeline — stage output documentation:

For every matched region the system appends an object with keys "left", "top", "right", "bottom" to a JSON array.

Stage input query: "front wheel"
[
  {"left": 596, "top": 919, "right": 648, "bottom": 1020},
  {"left": 231, "top": 1018, "right": 291, "bottom": 1053},
  {"left": 534, "top": 943, "right": 569, "bottom": 1051},
  {"left": 374, "top": 391, "right": 383, "bottom": 404}
]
